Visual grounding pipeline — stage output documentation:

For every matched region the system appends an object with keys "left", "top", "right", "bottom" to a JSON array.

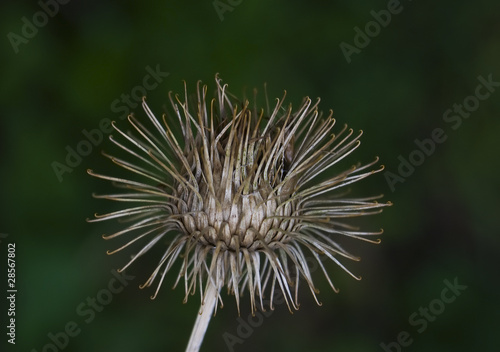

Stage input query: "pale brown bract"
[{"left": 87, "top": 74, "right": 390, "bottom": 327}]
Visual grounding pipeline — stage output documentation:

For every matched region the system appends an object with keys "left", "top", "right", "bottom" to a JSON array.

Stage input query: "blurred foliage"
[{"left": 1, "top": 0, "right": 499, "bottom": 351}]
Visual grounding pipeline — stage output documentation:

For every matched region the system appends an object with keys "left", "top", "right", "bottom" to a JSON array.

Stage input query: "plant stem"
[{"left": 185, "top": 283, "right": 218, "bottom": 352}]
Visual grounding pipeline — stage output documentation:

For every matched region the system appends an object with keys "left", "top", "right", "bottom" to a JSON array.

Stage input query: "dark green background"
[{"left": 1, "top": 0, "right": 499, "bottom": 351}]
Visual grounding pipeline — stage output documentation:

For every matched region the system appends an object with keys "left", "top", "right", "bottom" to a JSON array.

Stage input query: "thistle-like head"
[{"left": 88, "top": 75, "right": 391, "bottom": 316}]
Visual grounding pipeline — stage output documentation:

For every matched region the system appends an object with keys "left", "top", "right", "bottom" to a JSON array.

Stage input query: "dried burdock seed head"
[{"left": 87, "top": 74, "right": 391, "bottom": 351}]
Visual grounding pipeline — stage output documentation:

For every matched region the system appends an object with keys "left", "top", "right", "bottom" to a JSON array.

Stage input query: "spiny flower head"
[{"left": 87, "top": 75, "right": 391, "bottom": 316}]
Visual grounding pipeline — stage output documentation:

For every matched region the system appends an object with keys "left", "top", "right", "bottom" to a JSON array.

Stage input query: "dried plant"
[{"left": 87, "top": 75, "right": 391, "bottom": 351}]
